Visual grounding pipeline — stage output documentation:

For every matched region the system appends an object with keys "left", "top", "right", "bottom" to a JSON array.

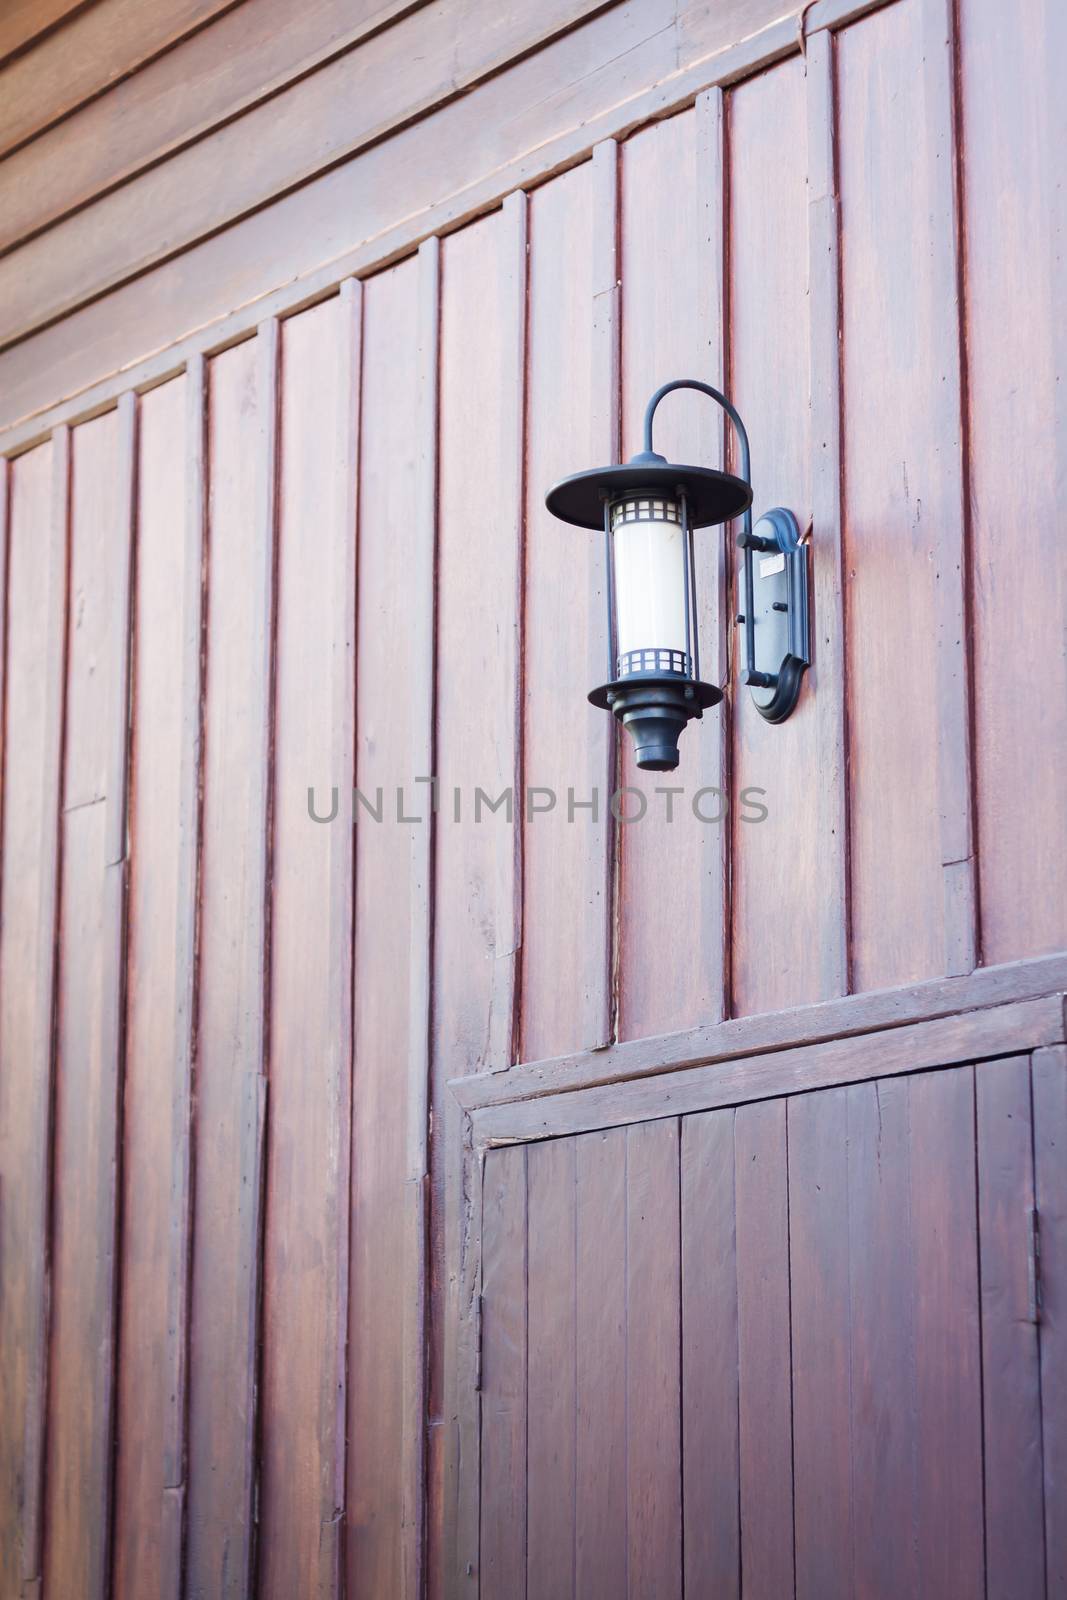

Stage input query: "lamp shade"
[{"left": 611, "top": 492, "right": 689, "bottom": 675}]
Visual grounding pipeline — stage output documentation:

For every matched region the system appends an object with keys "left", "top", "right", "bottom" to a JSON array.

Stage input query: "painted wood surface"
[
  {"left": 618, "top": 107, "right": 725, "bottom": 1039},
  {"left": 43, "top": 406, "right": 133, "bottom": 1600},
  {"left": 112, "top": 374, "right": 192, "bottom": 1600},
  {"left": 0, "top": 0, "right": 859, "bottom": 445},
  {"left": 962, "top": 0, "right": 1067, "bottom": 965},
  {"left": 0, "top": 437, "right": 65, "bottom": 1594},
  {"left": 728, "top": 56, "right": 820, "bottom": 1017},
  {"left": 184, "top": 329, "right": 272, "bottom": 1600},
  {"left": 520, "top": 150, "right": 613, "bottom": 1064},
  {"left": 257, "top": 294, "right": 355, "bottom": 1599},
  {"left": 0, "top": 0, "right": 1064, "bottom": 1591},
  {"left": 479, "top": 1049, "right": 1064, "bottom": 1598},
  {"left": 838, "top": 0, "right": 972, "bottom": 989},
  {"left": 346, "top": 253, "right": 433, "bottom": 1599},
  {"left": 429, "top": 196, "right": 525, "bottom": 1597}
]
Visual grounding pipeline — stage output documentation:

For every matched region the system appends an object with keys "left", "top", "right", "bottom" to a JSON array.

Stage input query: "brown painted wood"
[
  {"left": 788, "top": 1086, "right": 852, "bottom": 1600},
  {"left": 838, "top": 0, "right": 971, "bottom": 990},
  {"left": 729, "top": 55, "right": 822, "bottom": 1017},
  {"left": 526, "top": 1138, "right": 577, "bottom": 1598},
  {"left": 574, "top": 1126, "right": 627, "bottom": 1599},
  {"left": 625, "top": 1117, "right": 682, "bottom": 1599},
  {"left": 694, "top": 88, "right": 730, "bottom": 1031},
  {"left": 346, "top": 256, "right": 429, "bottom": 1600},
  {"left": 976, "top": 1054, "right": 1046, "bottom": 1599},
  {"left": 847, "top": 1076, "right": 920, "bottom": 1596},
  {"left": 0, "top": 0, "right": 429, "bottom": 253},
  {"left": 0, "top": 0, "right": 894, "bottom": 441},
  {"left": 680, "top": 1109, "right": 739, "bottom": 1599},
  {"left": 474, "top": 993, "right": 1066, "bottom": 1144},
  {"left": 400, "top": 237, "right": 438, "bottom": 1600},
  {"left": 1033, "top": 1045, "right": 1067, "bottom": 1595},
  {"left": 922, "top": 0, "right": 977, "bottom": 975},
  {"left": 0, "top": 0, "right": 668, "bottom": 350},
  {"left": 112, "top": 373, "right": 191, "bottom": 1600},
  {"left": 479, "top": 1145, "right": 528, "bottom": 1599},
  {"left": 429, "top": 193, "right": 526, "bottom": 1599},
  {"left": 456, "top": 950, "right": 1067, "bottom": 1111},
  {"left": 520, "top": 150, "right": 613, "bottom": 1063},
  {"left": 804, "top": 28, "right": 849, "bottom": 1000},
  {"left": 791, "top": 1067, "right": 983, "bottom": 1600},
  {"left": 257, "top": 293, "right": 355, "bottom": 1599},
  {"left": 618, "top": 106, "right": 724, "bottom": 1040},
  {"left": 734, "top": 1099, "right": 793, "bottom": 1598},
  {"left": 908, "top": 1065, "right": 984, "bottom": 1595},
  {"left": 43, "top": 402, "right": 133, "bottom": 1600},
  {"left": 0, "top": 0, "right": 91, "bottom": 67},
  {"left": 962, "top": 0, "right": 1067, "bottom": 965},
  {"left": 0, "top": 0, "right": 239, "bottom": 157},
  {"left": 0, "top": 0, "right": 795, "bottom": 352},
  {"left": 0, "top": 435, "right": 66, "bottom": 1594},
  {"left": 162, "top": 355, "right": 206, "bottom": 1591},
  {"left": 184, "top": 324, "right": 274, "bottom": 1600}
]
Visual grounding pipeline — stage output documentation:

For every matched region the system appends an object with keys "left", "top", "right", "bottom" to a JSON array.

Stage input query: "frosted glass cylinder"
[{"left": 611, "top": 494, "right": 689, "bottom": 676}]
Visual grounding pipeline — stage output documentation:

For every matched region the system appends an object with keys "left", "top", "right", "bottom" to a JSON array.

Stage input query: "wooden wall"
[{"left": 0, "top": 0, "right": 1064, "bottom": 1594}]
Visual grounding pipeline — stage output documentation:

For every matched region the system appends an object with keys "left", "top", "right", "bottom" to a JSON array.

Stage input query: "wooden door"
[{"left": 478, "top": 1048, "right": 1067, "bottom": 1598}]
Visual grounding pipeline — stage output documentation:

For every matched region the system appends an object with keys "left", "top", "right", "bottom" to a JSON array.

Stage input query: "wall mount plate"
[{"left": 738, "top": 507, "right": 810, "bottom": 723}]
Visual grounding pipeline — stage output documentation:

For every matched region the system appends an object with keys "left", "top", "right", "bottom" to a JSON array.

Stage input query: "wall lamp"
[{"left": 545, "top": 379, "right": 810, "bottom": 770}]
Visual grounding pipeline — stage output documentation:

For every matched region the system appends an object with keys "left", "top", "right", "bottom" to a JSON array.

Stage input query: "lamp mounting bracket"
[{"left": 737, "top": 507, "right": 810, "bottom": 723}]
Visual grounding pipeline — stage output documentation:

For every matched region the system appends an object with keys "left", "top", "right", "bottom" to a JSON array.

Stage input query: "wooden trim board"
[
  {"left": 453, "top": 950, "right": 1067, "bottom": 1112},
  {"left": 471, "top": 992, "right": 1067, "bottom": 1144}
]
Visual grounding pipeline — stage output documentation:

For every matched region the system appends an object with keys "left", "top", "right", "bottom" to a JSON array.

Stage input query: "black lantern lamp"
[{"left": 545, "top": 378, "right": 810, "bottom": 770}]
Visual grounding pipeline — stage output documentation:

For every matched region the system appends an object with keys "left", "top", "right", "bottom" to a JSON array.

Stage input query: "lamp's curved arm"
[
  {"left": 642, "top": 378, "right": 753, "bottom": 544},
  {"left": 644, "top": 378, "right": 775, "bottom": 687}
]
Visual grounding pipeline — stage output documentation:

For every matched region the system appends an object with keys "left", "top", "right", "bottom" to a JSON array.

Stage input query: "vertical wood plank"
[
  {"left": 347, "top": 254, "right": 427, "bottom": 1600},
  {"left": 521, "top": 148, "right": 613, "bottom": 1064},
  {"left": 804, "top": 30, "right": 850, "bottom": 1001},
  {"left": 908, "top": 1065, "right": 984, "bottom": 1597},
  {"left": 924, "top": 0, "right": 977, "bottom": 975},
  {"left": 734, "top": 1098, "right": 793, "bottom": 1599},
  {"left": 0, "top": 435, "right": 65, "bottom": 1595},
  {"left": 680, "top": 1108, "right": 739, "bottom": 1600},
  {"left": 1033, "top": 1045, "right": 1067, "bottom": 1596},
  {"left": 258, "top": 291, "right": 355, "bottom": 1600},
  {"left": 185, "top": 325, "right": 274, "bottom": 1600},
  {"left": 575, "top": 1126, "right": 627, "bottom": 1600},
  {"left": 729, "top": 56, "right": 820, "bottom": 1018},
  {"left": 43, "top": 401, "right": 133, "bottom": 1600},
  {"left": 112, "top": 373, "right": 191, "bottom": 1600},
  {"left": 838, "top": 0, "right": 971, "bottom": 990},
  {"left": 695, "top": 89, "right": 729, "bottom": 1029},
  {"left": 480, "top": 1145, "right": 527, "bottom": 1600},
  {"left": 977, "top": 1054, "right": 1046, "bottom": 1600},
  {"left": 402, "top": 235, "right": 438, "bottom": 1600},
  {"left": 845, "top": 1078, "right": 919, "bottom": 1599},
  {"left": 618, "top": 106, "right": 725, "bottom": 1040},
  {"left": 625, "top": 1117, "right": 681, "bottom": 1600},
  {"left": 526, "top": 1137, "right": 576, "bottom": 1600},
  {"left": 961, "top": 0, "right": 1067, "bottom": 963},
  {"left": 430, "top": 192, "right": 526, "bottom": 1598},
  {"left": 788, "top": 1086, "right": 851, "bottom": 1600},
  {"left": 164, "top": 356, "right": 206, "bottom": 1590}
]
